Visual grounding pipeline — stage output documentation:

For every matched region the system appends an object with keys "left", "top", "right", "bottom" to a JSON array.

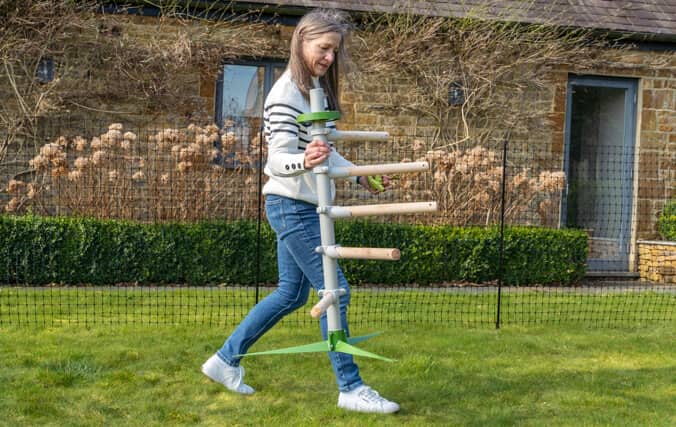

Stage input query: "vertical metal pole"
[
  {"left": 309, "top": 88, "right": 343, "bottom": 333},
  {"left": 496, "top": 138, "right": 508, "bottom": 329},
  {"left": 255, "top": 126, "right": 264, "bottom": 304}
]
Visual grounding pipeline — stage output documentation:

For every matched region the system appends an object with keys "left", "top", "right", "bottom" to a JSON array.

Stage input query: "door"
[{"left": 562, "top": 75, "right": 638, "bottom": 271}]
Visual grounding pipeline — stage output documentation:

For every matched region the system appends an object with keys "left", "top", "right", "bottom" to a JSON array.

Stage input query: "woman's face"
[{"left": 302, "top": 31, "right": 341, "bottom": 77}]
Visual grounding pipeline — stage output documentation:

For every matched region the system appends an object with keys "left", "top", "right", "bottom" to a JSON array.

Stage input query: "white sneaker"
[
  {"left": 337, "top": 385, "right": 400, "bottom": 414},
  {"left": 201, "top": 354, "right": 255, "bottom": 395}
]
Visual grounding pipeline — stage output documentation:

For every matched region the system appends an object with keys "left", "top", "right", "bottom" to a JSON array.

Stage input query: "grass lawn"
[{"left": 1, "top": 322, "right": 674, "bottom": 426}]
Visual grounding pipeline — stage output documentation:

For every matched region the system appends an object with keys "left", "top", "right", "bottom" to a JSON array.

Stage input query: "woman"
[{"left": 202, "top": 9, "right": 398, "bottom": 414}]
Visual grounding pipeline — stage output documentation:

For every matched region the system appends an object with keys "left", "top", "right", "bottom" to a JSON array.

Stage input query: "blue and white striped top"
[{"left": 262, "top": 70, "right": 356, "bottom": 205}]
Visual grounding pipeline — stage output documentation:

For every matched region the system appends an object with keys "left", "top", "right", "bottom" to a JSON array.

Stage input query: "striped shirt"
[{"left": 262, "top": 70, "right": 356, "bottom": 205}]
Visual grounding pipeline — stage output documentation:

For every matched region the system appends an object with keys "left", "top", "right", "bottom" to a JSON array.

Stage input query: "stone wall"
[
  {"left": 1, "top": 13, "right": 674, "bottom": 237},
  {"left": 638, "top": 71, "right": 676, "bottom": 239},
  {"left": 595, "top": 50, "right": 675, "bottom": 240},
  {"left": 638, "top": 240, "right": 676, "bottom": 283}
]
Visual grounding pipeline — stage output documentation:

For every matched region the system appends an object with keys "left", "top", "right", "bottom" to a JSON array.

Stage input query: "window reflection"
[
  {"left": 217, "top": 62, "right": 286, "bottom": 168},
  {"left": 221, "top": 65, "right": 263, "bottom": 155},
  {"left": 221, "top": 65, "right": 264, "bottom": 118}
]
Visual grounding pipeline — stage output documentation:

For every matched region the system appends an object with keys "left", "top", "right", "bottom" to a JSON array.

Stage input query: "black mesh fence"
[
  {"left": 1, "top": 284, "right": 673, "bottom": 328},
  {"left": 0, "top": 117, "right": 674, "bottom": 328}
]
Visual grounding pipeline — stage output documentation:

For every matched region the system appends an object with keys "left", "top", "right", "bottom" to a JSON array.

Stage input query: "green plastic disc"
[{"left": 297, "top": 111, "right": 340, "bottom": 124}]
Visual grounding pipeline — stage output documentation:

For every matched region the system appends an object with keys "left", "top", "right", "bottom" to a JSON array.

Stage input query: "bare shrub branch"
[{"left": 352, "top": 9, "right": 607, "bottom": 145}]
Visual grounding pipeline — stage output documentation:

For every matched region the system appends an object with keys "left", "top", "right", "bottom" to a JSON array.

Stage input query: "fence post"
[
  {"left": 255, "top": 126, "right": 264, "bottom": 304},
  {"left": 496, "top": 139, "right": 508, "bottom": 329}
]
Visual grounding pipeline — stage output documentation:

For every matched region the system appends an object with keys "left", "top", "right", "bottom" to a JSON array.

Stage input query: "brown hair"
[{"left": 288, "top": 9, "right": 352, "bottom": 112}]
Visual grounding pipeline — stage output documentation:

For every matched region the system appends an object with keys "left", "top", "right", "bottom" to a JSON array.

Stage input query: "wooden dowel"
[
  {"left": 333, "top": 246, "right": 401, "bottom": 261},
  {"left": 329, "top": 130, "right": 389, "bottom": 142},
  {"left": 310, "top": 293, "right": 336, "bottom": 318},
  {"left": 335, "top": 202, "right": 437, "bottom": 217}
]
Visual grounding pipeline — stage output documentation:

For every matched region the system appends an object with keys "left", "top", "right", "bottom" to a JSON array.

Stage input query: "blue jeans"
[{"left": 217, "top": 194, "right": 363, "bottom": 392}]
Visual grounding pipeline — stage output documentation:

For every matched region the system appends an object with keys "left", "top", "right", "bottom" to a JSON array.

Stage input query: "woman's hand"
[
  {"left": 359, "top": 175, "right": 392, "bottom": 194},
  {"left": 304, "top": 139, "right": 331, "bottom": 169}
]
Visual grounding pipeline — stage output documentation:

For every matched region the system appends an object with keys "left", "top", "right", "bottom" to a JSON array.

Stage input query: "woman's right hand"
[{"left": 304, "top": 139, "right": 331, "bottom": 169}]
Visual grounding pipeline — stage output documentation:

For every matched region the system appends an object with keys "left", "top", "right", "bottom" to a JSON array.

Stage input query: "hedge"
[
  {"left": 0, "top": 215, "right": 587, "bottom": 286},
  {"left": 658, "top": 199, "right": 676, "bottom": 241},
  {"left": 0, "top": 215, "right": 277, "bottom": 286},
  {"left": 335, "top": 221, "right": 587, "bottom": 285}
]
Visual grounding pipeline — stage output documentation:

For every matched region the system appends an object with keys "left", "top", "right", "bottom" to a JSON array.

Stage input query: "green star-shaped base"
[{"left": 236, "top": 330, "right": 393, "bottom": 362}]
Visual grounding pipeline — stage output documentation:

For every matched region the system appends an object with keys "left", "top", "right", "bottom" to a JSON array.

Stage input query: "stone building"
[{"left": 1, "top": 0, "right": 674, "bottom": 275}]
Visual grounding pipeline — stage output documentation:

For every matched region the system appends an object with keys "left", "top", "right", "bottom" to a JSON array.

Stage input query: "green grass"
[{"left": 1, "top": 323, "right": 675, "bottom": 426}]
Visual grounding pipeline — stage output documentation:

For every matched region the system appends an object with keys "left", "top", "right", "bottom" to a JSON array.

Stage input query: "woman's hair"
[{"left": 288, "top": 9, "right": 352, "bottom": 112}]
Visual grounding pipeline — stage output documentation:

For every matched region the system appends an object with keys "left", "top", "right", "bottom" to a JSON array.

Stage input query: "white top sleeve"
[{"left": 264, "top": 102, "right": 307, "bottom": 177}]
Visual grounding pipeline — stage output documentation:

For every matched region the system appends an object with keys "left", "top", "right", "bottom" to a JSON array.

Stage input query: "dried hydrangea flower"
[{"left": 7, "top": 179, "right": 24, "bottom": 194}]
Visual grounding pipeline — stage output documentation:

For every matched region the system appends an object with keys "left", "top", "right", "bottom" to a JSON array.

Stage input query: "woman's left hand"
[{"left": 359, "top": 175, "right": 391, "bottom": 194}]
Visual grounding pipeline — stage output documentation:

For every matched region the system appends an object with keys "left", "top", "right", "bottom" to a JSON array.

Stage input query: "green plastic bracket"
[
  {"left": 328, "top": 329, "right": 347, "bottom": 351},
  {"left": 236, "top": 330, "right": 394, "bottom": 362},
  {"left": 296, "top": 111, "right": 340, "bottom": 124}
]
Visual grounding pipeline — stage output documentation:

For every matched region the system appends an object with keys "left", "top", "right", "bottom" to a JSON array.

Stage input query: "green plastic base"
[
  {"left": 236, "top": 330, "right": 393, "bottom": 362},
  {"left": 296, "top": 110, "right": 341, "bottom": 124}
]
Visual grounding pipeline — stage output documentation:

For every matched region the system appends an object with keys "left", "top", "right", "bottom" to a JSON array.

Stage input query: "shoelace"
[{"left": 358, "top": 387, "right": 386, "bottom": 404}]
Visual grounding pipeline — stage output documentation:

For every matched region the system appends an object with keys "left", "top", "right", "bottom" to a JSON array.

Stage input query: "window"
[{"left": 215, "top": 61, "right": 285, "bottom": 155}]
